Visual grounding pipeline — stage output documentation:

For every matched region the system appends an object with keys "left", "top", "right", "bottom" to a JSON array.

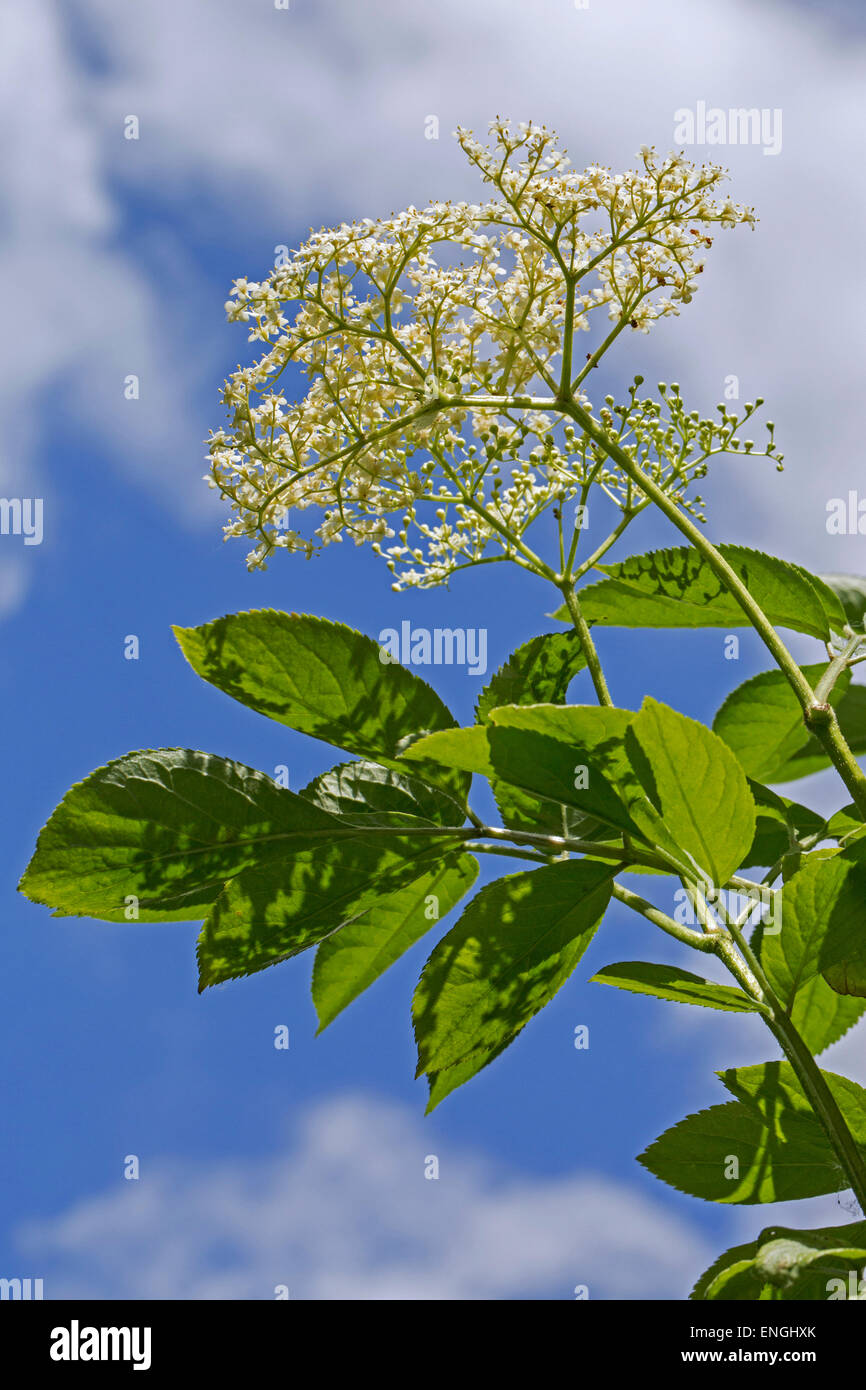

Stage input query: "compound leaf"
[{"left": 413, "top": 858, "right": 613, "bottom": 1108}]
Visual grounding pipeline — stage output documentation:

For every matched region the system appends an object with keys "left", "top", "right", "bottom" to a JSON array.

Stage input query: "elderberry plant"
[{"left": 21, "top": 121, "right": 866, "bottom": 1301}]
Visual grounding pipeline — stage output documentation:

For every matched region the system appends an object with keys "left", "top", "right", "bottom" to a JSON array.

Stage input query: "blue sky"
[{"left": 2, "top": 0, "right": 865, "bottom": 1299}]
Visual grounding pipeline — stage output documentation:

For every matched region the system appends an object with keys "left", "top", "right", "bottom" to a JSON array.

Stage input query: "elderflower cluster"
[
  {"left": 207, "top": 118, "right": 764, "bottom": 587},
  {"left": 587, "top": 380, "right": 783, "bottom": 523}
]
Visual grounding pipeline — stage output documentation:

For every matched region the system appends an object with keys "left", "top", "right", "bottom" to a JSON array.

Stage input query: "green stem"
[
  {"left": 768, "top": 1009, "right": 866, "bottom": 1213},
  {"left": 726, "top": 873, "right": 776, "bottom": 902},
  {"left": 803, "top": 705, "right": 866, "bottom": 820},
  {"left": 713, "top": 934, "right": 768, "bottom": 1009},
  {"left": 465, "top": 842, "right": 553, "bottom": 865},
  {"left": 558, "top": 580, "right": 613, "bottom": 706},
  {"left": 559, "top": 274, "right": 576, "bottom": 394},
  {"left": 622, "top": 851, "right": 866, "bottom": 1215},
  {"left": 468, "top": 823, "right": 677, "bottom": 874},
  {"left": 723, "top": 918, "right": 774, "bottom": 998},
  {"left": 617, "top": 882, "right": 866, "bottom": 1209},
  {"left": 435, "top": 450, "right": 558, "bottom": 584},
  {"left": 570, "top": 507, "right": 645, "bottom": 581},
  {"left": 558, "top": 397, "right": 866, "bottom": 819},
  {"left": 559, "top": 398, "right": 813, "bottom": 700},
  {"left": 611, "top": 881, "right": 716, "bottom": 952},
  {"left": 814, "top": 633, "right": 864, "bottom": 703},
  {"left": 709, "top": 902, "right": 866, "bottom": 1212}
]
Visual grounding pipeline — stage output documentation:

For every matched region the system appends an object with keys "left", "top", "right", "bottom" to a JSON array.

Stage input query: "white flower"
[{"left": 207, "top": 120, "right": 761, "bottom": 587}]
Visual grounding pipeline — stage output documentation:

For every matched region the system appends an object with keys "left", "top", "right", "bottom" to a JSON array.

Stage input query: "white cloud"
[
  {"left": 0, "top": 0, "right": 863, "bottom": 616},
  {"left": 5, "top": 2, "right": 864, "bottom": 1295},
  {"left": 72, "top": 0, "right": 866, "bottom": 562},
  {"left": 18, "top": 1092, "right": 711, "bottom": 1299},
  {"left": 0, "top": 0, "right": 228, "bottom": 610}
]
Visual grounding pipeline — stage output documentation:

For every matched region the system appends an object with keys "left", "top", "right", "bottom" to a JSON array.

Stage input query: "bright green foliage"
[
  {"left": 719, "top": 1060, "right": 866, "bottom": 1144},
  {"left": 788, "top": 973, "right": 866, "bottom": 1054},
  {"left": 19, "top": 560, "right": 866, "bottom": 1304},
  {"left": 628, "top": 697, "right": 755, "bottom": 885},
  {"left": 300, "top": 759, "right": 459, "bottom": 826},
  {"left": 714, "top": 663, "right": 866, "bottom": 783},
  {"left": 691, "top": 1220, "right": 866, "bottom": 1300},
  {"left": 762, "top": 844, "right": 866, "bottom": 1005},
  {"left": 640, "top": 1097, "right": 846, "bottom": 1204},
  {"left": 642, "top": 1061, "right": 866, "bottom": 1205},
  {"left": 174, "top": 610, "right": 469, "bottom": 802},
  {"left": 403, "top": 719, "right": 642, "bottom": 836},
  {"left": 312, "top": 854, "right": 479, "bottom": 1030},
  {"left": 196, "top": 823, "right": 466, "bottom": 989},
  {"left": 743, "top": 781, "right": 825, "bottom": 870},
  {"left": 820, "top": 574, "right": 866, "bottom": 629},
  {"left": 590, "top": 962, "right": 760, "bottom": 1013},
  {"left": 20, "top": 748, "right": 334, "bottom": 921},
  {"left": 552, "top": 546, "right": 846, "bottom": 639},
  {"left": 476, "top": 633, "right": 594, "bottom": 837},
  {"left": 824, "top": 803, "right": 866, "bottom": 844},
  {"left": 823, "top": 959, "right": 866, "bottom": 998},
  {"left": 196, "top": 759, "right": 474, "bottom": 989},
  {"left": 475, "top": 630, "right": 586, "bottom": 723},
  {"left": 413, "top": 858, "right": 612, "bottom": 1109}
]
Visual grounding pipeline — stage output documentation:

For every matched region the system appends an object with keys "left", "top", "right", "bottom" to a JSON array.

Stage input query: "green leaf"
[
  {"left": 475, "top": 630, "right": 586, "bottom": 723},
  {"left": 690, "top": 1241, "right": 770, "bottom": 1300},
  {"left": 485, "top": 701, "right": 658, "bottom": 834},
  {"left": 299, "top": 759, "right": 460, "bottom": 827},
  {"left": 487, "top": 703, "right": 635, "bottom": 781},
  {"left": 761, "top": 844, "right": 866, "bottom": 1008},
  {"left": 788, "top": 973, "right": 866, "bottom": 1053},
  {"left": 197, "top": 813, "right": 465, "bottom": 989},
  {"left": 552, "top": 546, "right": 845, "bottom": 639},
  {"left": 402, "top": 721, "right": 641, "bottom": 837},
  {"left": 743, "top": 781, "right": 825, "bottom": 870},
  {"left": 590, "top": 962, "right": 760, "bottom": 1013},
  {"left": 825, "top": 803, "right": 866, "bottom": 843},
  {"left": 482, "top": 703, "right": 684, "bottom": 873},
  {"left": 173, "top": 610, "right": 468, "bottom": 801},
  {"left": 311, "top": 853, "right": 479, "bottom": 1030},
  {"left": 820, "top": 573, "right": 866, "bottom": 629},
  {"left": 823, "top": 959, "right": 866, "bottom": 999},
  {"left": 720, "top": 1060, "right": 866, "bottom": 1146},
  {"left": 488, "top": 779, "right": 607, "bottom": 843},
  {"left": 714, "top": 663, "right": 845, "bottom": 783},
  {"left": 423, "top": 1042, "right": 514, "bottom": 1112},
  {"left": 18, "top": 748, "right": 337, "bottom": 922},
  {"left": 692, "top": 1221, "right": 866, "bottom": 1300},
  {"left": 413, "top": 858, "right": 613, "bottom": 1109},
  {"left": 639, "top": 1099, "right": 846, "bottom": 1203},
  {"left": 476, "top": 632, "right": 588, "bottom": 836},
  {"left": 750, "top": 1229, "right": 866, "bottom": 1299},
  {"left": 628, "top": 697, "right": 755, "bottom": 885},
  {"left": 713, "top": 664, "right": 866, "bottom": 783}
]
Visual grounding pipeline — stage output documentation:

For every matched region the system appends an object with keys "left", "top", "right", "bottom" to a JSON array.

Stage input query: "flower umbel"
[{"left": 207, "top": 119, "right": 777, "bottom": 587}]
